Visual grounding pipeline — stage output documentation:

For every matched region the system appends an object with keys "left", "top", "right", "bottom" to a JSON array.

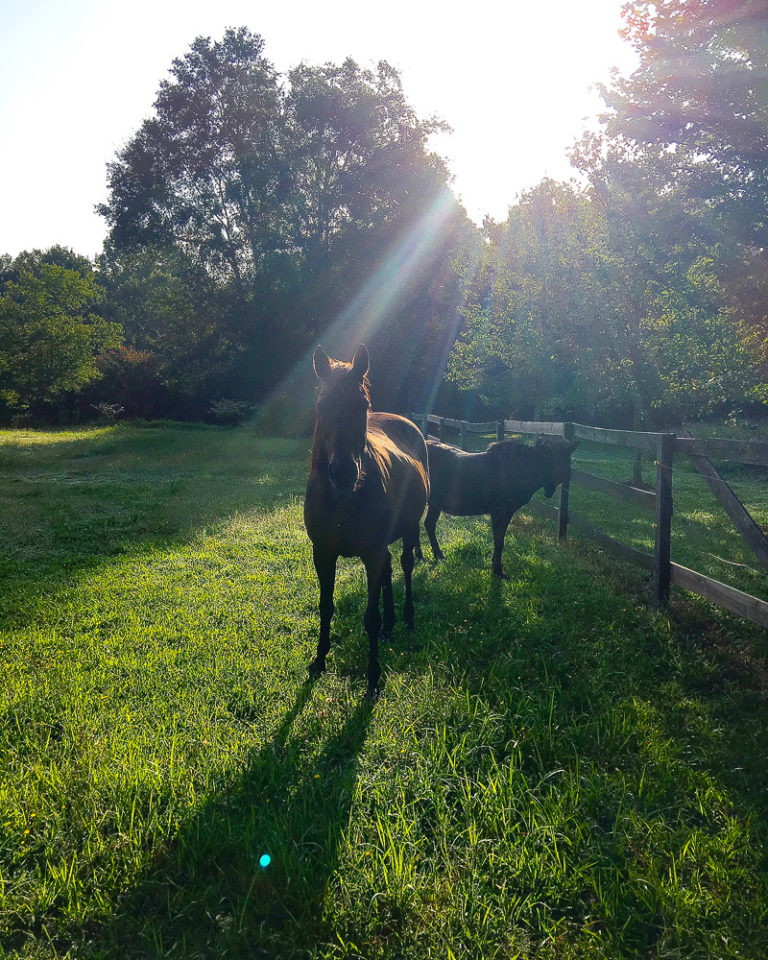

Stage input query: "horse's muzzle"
[{"left": 329, "top": 458, "right": 359, "bottom": 497}]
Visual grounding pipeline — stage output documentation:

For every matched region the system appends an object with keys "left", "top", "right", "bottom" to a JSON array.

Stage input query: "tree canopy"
[
  {"left": 447, "top": 0, "right": 768, "bottom": 427},
  {"left": 96, "top": 28, "right": 467, "bottom": 418},
  {"left": 596, "top": 0, "right": 768, "bottom": 245},
  {"left": 4, "top": 15, "right": 768, "bottom": 429},
  {"left": 0, "top": 259, "right": 121, "bottom": 419}
]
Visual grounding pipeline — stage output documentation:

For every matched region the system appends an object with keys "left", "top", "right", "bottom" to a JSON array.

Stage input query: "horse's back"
[{"left": 427, "top": 437, "right": 571, "bottom": 517}]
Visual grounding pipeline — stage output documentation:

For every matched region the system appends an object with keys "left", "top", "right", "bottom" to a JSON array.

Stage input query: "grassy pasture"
[{"left": 1, "top": 422, "right": 768, "bottom": 958}]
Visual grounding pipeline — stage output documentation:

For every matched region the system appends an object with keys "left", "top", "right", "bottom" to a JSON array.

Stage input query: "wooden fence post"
[
  {"left": 558, "top": 422, "right": 574, "bottom": 542},
  {"left": 497, "top": 420, "right": 504, "bottom": 443},
  {"left": 460, "top": 420, "right": 467, "bottom": 451},
  {"left": 653, "top": 434, "right": 674, "bottom": 607}
]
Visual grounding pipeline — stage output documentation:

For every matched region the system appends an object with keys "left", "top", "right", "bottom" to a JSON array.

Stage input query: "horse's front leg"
[
  {"left": 310, "top": 547, "right": 337, "bottom": 676},
  {"left": 363, "top": 555, "right": 385, "bottom": 698},
  {"left": 490, "top": 507, "right": 514, "bottom": 579},
  {"left": 400, "top": 527, "right": 418, "bottom": 629}
]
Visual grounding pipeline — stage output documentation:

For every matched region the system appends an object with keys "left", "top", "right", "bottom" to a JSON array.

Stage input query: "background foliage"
[{"left": 2, "top": 4, "right": 768, "bottom": 427}]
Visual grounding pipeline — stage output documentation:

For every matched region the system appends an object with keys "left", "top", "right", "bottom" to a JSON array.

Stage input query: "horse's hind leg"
[
  {"left": 424, "top": 504, "right": 444, "bottom": 561},
  {"left": 381, "top": 549, "right": 396, "bottom": 638},
  {"left": 401, "top": 527, "right": 418, "bottom": 629},
  {"left": 363, "top": 555, "right": 385, "bottom": 697},
  {"left": 310, "top": 547, "right": 337, "bottom": 676}
]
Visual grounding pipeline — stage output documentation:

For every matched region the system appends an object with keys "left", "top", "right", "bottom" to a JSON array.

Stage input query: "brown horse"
[{"left": 303, "top": 344, "right": 429, "bottom": 697}]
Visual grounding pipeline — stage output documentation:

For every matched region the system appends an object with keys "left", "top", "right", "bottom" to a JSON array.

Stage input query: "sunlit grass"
[
  {"left": 558, "top": 440, "right": 768, "bottom": 602},
  {"left": 1, "top": 422, "right": 767, "bottom": 958},
  {"left": 0, "top": 425, "right": 117, "bottom": 446}
]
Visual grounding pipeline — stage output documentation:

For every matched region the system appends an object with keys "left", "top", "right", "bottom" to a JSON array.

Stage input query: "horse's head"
[
  {"left": 542, "top": 439, "right": 579, "bottom": 498},
  {"left": 312, "top": 344, "right": 371, "bottom": 497}
]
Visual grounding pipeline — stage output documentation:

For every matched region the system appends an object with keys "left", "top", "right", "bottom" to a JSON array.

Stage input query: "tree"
[
  {"left": 99, "top": 29, "right": 466, "bottom": 417},
  {"left": 100, "top": 28, "right": 284, "bottom": 286},
  {"left": 99, "top": 30, "right": 452, "bottom": 294},
  {"left": 0, "top": 245, "right": 96, "bottom": 291},
  {"left": 0, "top": 264, "right": 122, "bottom": 419},
  {"left": 99, "top": 245, "right": 244, "bottom": 415},
  {"left": 448, "top": 176, "right": 765, "bottom": 425},
  {"left": 284, "top": 59, "right": 448, "bottom": 250},
  {"left": 567, "top": 0, "right": 768, "bottom": 418},
  {"left": 598, "top": 0, "right": 768, "bottom": 245},
  {"left": 448, "top": 180, "right": 619, "bottom": 421}
]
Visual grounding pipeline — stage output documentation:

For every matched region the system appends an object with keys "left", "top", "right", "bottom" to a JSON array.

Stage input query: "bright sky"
[{"left": 0, "top": 0, "right": 637, "bottom": 260}]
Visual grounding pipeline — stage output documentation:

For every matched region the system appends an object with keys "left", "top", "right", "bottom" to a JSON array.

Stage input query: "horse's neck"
[
  {"left": 512, "top": 452, "right": 549, "bottom": 501},
  {"left": 490, "top": 448, "right": 543, "bottom": 500}
]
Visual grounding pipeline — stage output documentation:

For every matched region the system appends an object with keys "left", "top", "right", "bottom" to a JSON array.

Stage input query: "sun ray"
[{"left": 257, "top": 188, "right": 462, "bottom": 427}]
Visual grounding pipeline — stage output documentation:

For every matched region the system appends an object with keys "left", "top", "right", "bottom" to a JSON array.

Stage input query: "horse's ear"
[
  {"left": 352, "top": 344, "right": 369, "bottom": 381},
  {"left": 313, "top": 345, "right": 332, "bottom": 382}
]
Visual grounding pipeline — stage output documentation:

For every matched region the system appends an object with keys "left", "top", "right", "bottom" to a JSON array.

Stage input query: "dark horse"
[
  {"left": 304, "top": 344, "right": 429, "bottom": 697},
  {"left": 420, "top": 437, "right": 578, "bottom": 578}
]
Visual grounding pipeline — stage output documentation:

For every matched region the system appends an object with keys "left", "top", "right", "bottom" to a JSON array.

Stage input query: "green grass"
[
  {"left": 547, "top": 440, "right": 768, "bottom": 601},
  {"left": 1, "top": 422, "right": 768, "bottom": 958}
]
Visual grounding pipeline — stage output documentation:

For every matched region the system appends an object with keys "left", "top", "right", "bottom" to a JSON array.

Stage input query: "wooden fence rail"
[{"left": 411, "top": 413, "right": 768, "bottom": 629}]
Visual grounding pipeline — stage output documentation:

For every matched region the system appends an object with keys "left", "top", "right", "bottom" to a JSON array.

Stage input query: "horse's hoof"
[
  {"left": 492, "top": 570, "right": 507, "bottom": 580},
  {"left": 308, "top": 658, "right": 326, "bottom": 677},
  {"left": 365, "top": 685, "right": 380, "bottom": 702}
]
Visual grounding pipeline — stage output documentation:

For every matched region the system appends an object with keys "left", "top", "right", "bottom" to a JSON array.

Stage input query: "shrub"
[{"left": 206, "top": 399, "right": 255, "bottom": 426}]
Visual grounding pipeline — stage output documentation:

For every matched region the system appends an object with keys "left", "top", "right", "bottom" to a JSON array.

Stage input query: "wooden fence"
[{"left": 413, "top": 414, "right": 768, "bottom": 629}]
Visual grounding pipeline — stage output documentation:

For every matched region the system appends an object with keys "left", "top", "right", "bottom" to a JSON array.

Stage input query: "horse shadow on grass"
[{"left": 81, "top": 679, "right": 374, "bottom": 959}]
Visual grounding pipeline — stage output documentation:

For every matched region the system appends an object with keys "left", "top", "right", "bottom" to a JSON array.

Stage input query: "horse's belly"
[
  {"left": 433, "top": 478, "right": 491, "bottom": 516},
  {"left": 305, "top": 485, "right": 423, "bottom": 556}
]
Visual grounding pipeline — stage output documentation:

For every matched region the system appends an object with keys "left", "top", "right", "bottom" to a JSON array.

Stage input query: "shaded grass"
[{"left": 1, "top": 423, "right": 767, "bottom": 958}]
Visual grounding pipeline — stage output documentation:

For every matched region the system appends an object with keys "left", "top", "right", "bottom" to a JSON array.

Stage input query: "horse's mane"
[{"left": 364, "top": 423, "right": 393, "bottom": 486}]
